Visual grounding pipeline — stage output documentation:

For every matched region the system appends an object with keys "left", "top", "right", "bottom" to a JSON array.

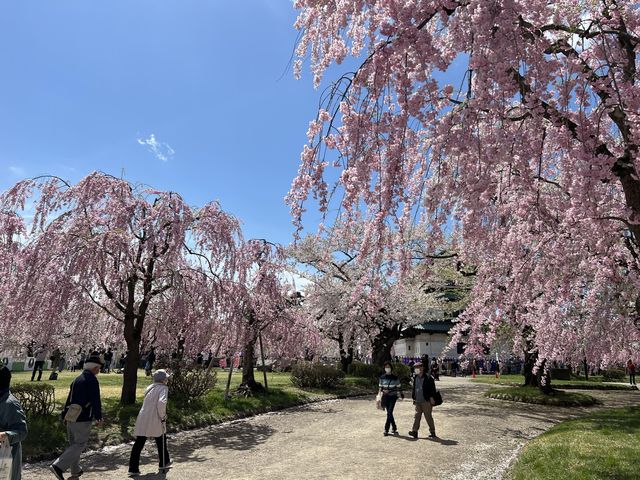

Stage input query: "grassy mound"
[
  {"left": 507, "top": 406, "right": 640, "bottom": 480},
  {"left": 485, "top": 386, "right": 598, "bottom": 407},
  {"left": 472, "top": 373, "right": 637, "bottom": 391}
]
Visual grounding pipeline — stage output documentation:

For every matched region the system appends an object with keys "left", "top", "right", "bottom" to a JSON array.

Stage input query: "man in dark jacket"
[
  {"left": 408, "top": 361, "right": 437, "bottom": 439},
  {"left": 0, "top": 366, "right": 28, "bottom": 480},
  {"left": 50, "top": 356, "right": 103, "bottom": 480}
]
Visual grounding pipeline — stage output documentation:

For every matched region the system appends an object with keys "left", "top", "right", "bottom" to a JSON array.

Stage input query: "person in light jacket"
[
  {"left": 0, "top": 366, "right": 28, "bottom": 480},
  {"left": 128, "top": 370, "right": 172, "bottom": 477}
]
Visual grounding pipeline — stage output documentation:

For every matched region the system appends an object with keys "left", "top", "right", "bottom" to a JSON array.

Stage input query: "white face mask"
[
  {"left": 385, "top": 367, "right": 392, "bottom": 374},
  {"left": 415, "top": 369, "right": 422, "bottom": 375}
]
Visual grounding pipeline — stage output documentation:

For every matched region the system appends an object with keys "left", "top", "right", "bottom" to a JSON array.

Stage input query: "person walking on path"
[
  {"left": 430, "top": 359, "right": 440, "bottom": 381},
  {"left": 30, "top": 345, "right": 47, "bottom": 382},
  {"left": 0, "top": 366, "right": 28, "bottom": 480},
  {"left": 50, "top": 356, "right": 104, "bottom": 480},
  {"left": 408, "top": 361, "right": 437, "bottom": 439},
  {"left": 378, "top": 362, "right": 404, "bottom": 436},
  {"left": 627, "top": 359, "right": 636, "bottom": 386},
  {"left": 128, "top": 370, "right": 172, "bottom": 477}
]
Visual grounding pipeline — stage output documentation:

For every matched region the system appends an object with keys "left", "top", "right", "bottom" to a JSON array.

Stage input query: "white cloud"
[
  {"left": 8, "top": 166, "right": 26, "bottom": 177},
  {"left": 136, "top": 134, "right": 175, "bottom": 162}
]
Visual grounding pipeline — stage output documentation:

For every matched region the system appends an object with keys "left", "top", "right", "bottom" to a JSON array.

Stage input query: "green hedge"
[
  {"left": 168, "top": 367, "right": 217, "bottom": 400},
  {"left": 11, "top": 383, "right": 56, "bottom": 416},
  {"left": 291, "top": 363, "right": 345, "bottom": 389},
  {"left": 602, "top": 368, "right": 626, "bottom": 381},
  {"left": 347, "top": 361, "right": 382, "bottom": 379},
  {"left": 486, "top": 386, "right": 597, "bottom": 407}
]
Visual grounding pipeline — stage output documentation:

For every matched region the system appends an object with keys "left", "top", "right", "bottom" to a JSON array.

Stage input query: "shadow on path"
[
  {"left": 82, "top": 421, "right": 277, "bottom": 473},
  {"left": 427, "top": 437, "right": 459, "bottom": 446}
]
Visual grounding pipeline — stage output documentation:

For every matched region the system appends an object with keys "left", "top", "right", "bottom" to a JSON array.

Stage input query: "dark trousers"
[
  {"left": 383, "top": 395, "right": 398, "bottom": 432},
  {"left": 129, "top": 434, "right": 170, "bottom": 472},
  {"left": 31, "top": 361, "right": 44, "bottom": 381},
  {"left": 631, "top": 373, "right": 636, "bottom": 385}
]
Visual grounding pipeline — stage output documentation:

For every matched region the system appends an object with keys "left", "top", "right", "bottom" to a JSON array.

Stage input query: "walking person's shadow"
[
  {"left": 390, "top": 434, "right": 459, "bottom": 446},
  {"left": 426, "top": 437, "right": 459, "bottom": 446},
  {"left": 136, "top": 473, "right": 167, "bottom": 479}
]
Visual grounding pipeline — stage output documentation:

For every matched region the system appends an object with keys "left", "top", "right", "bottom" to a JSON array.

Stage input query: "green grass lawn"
[
  {"left": 10, "top": 368, "right": 375, "bottom": 461},
  {"left": 485, "top": 386, "right": 598, "bottom": 406},
  {"left": 471, "top": 374, "right": 635, "bottom": 390},
  {"left": 507, "top": 406, "right": 640, "bottom": 480}
]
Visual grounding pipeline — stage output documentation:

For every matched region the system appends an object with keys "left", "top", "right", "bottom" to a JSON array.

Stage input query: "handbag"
[
  {"left": 375, "top": 391, "right": 383, "bottom": 410},
  {"left": 62, "top": 380, "right": 90, "bottom": 423},
  {"left": 0, "top": 439, "right": 12, "bottom": 480},
  {"left": 433, "top": 390, "right": 443, "bottom": 406}
]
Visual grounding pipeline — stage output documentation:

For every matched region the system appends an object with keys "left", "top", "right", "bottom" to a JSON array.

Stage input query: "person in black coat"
[
  {"left": 50, "top": 356, "right": 103, "bottom": 480},
  {"left": 408, "top": 362, "right": 437, "bottom": 439}
]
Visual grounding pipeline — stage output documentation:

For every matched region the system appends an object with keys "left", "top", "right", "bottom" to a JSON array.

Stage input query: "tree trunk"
[
  {"left": 121, "top": 314, "right": 141, "bottom": 405},
  {"left": 523, "top": 348, "right": 539, "bottom": 387},
  {"left": 371, "top": 324, "right": 402, "bottom": 367},
  {"left": 121, "top": 341, "right": 140, "bottom": 405},
  {"left": 240, "top": 338, "right": 263, "bottom": 393},
  {"left": 338, "top": 331, "right": 354, "bottom": 373},
  {"left": 522, "top": 348, "right": 553, "bottom": 394},
  {"left": 583, "top": 357, "right": 589, "bottom": 382}
]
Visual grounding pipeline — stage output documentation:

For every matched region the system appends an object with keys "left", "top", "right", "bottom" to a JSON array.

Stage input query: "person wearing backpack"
[
  {"left": 50, "top": 356, "right": 104, "bottom": 480},
  {"left": 0, "top": 366, "right": 28, "bottom": 480},
  {"left": 408, "top": 361, "right": 437, "bottom": 439},
  {"left": 128, "top": 370, "right": 172, "bottom": 477}
]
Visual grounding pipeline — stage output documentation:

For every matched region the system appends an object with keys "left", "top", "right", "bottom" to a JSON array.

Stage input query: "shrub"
[
  {"left": 11, "top": 383, "right": 56, "bottom": 416},
  {"left": 550, "top": 368, "right": 571, "bottom": 380},
  {"left": 291, "top": 362, "right": 345, "bottom": 389},
  {"left": 603, "top": 368, "right": 626, "bottom": 381},
  {"left": 347, "top": 361, "right": 412, "bottom": 386},
  {"left": 347, "top": 361, "right": 382, "bottom": 380},
  {"left": 391, "top": 363, "right": 412, "bottom": 386},
  {"left": 168, "top": 367, "right": 217, "bottom": 400}
]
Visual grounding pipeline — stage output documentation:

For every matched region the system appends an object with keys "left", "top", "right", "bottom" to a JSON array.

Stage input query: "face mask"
[
  {"left": 415, "top": 369, "right": 422, "bottom": 375},
  {"left": 385, "top": 367, "right": 392, "bottom": 374}
]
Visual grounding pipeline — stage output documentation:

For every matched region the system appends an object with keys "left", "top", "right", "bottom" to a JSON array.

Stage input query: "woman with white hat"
[{"left": 127, "top": 369, "right": 172, "bottom": 477}]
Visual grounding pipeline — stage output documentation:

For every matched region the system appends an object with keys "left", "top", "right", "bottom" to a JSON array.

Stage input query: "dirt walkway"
[{"left": 24, "top": 377, "right": 639, "bottom": 480}]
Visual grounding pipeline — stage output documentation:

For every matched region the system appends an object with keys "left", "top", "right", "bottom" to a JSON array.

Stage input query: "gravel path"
[{"left": 24, "top": 377, "right": 639, "bottom": 480}]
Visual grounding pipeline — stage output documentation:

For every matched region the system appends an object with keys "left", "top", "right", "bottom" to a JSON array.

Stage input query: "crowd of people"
[{"left": 0, "top": 347, "right": 637, "bottom": 480}]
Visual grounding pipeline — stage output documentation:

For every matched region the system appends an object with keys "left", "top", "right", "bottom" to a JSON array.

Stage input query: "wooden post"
[
  {"left": 258, "top": 331, "right": 268, "bottom": 392},
  {"left": 224, "top": 353, "right": 235, "bottom": 402}
]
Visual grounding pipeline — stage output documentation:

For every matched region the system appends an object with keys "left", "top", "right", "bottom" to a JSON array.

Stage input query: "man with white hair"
[{"left": 50, "top": 355, "right": 104, "bottom": 480}]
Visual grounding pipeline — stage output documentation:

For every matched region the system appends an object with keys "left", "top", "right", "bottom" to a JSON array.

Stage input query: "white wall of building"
[{"left": 393, "top": 333, "right": 457, "bottom": 358}]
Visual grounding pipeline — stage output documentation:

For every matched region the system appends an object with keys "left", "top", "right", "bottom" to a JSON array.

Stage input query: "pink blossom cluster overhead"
[
  {"left": 288, "top": 0, "right": 640, "bottom": 367},
  {"left": 0, "top": 172, "right": 317, "bottom": 361}
]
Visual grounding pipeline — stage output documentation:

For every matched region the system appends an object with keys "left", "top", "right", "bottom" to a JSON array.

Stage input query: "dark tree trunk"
[
  {"left": 240, "top": 338, "right": 263, "bottom": 393},
  {"left": 371, "top": 324, "right": 402, "bottom": 367},
  {"left": 522, "top": 348, "right": 552, "bottom": 394},
  {"left": 121, "top": 315, "right": 141, "bottom": 405},
  {"left": 338, "top": 331, "right": 354, "bottom": 373},
  {"left": 583, "top": 357, "right": 589, "bottom": 382},
  {"left": 523, "top": 348, "right": 539, "bottom": 387}
]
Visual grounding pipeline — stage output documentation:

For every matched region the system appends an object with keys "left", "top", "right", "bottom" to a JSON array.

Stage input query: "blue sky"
[{"left": 0, "top": 0, "right": 324, "bottom": 245}]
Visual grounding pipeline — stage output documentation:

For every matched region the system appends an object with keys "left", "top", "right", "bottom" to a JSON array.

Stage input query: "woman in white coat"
[{"left": 127, "top": 369, "right": 171, "bottom": 477}]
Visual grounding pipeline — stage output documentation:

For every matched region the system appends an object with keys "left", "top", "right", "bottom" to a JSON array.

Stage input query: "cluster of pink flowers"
[
  {"left": 288, "top": 0, "right": 640, "bottom": 369},
  {"left": 0, "top": 173, "right": 319, "bottom": 384}
]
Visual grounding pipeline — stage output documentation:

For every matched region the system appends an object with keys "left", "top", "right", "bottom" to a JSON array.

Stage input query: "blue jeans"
[{"left": 383, "top": 395, "right": 398, "bottom": 432}]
